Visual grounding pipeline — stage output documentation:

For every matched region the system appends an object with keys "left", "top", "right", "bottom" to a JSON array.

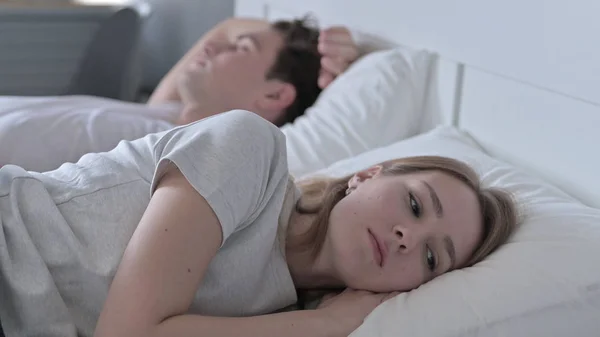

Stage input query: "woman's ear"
[{"left": 347, "top": 165, "right": 383, "bottom": 190}]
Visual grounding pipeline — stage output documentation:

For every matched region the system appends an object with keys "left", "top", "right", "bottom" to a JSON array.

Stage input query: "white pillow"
[
  {"left": 281, "top": 46, "right": 434, "bottom": 178},
  {"left": 311, "top": 126, "right": 600, "bottom": 337}
]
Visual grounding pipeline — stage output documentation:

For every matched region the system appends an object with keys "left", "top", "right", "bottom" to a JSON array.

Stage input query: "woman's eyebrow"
[
  {"left": 421, "top": 180, "right": 456, "bottom": 270},
  {"left": 444, "top": 235, "right": 457, "bottom": 271},
  {"left": 422, "top": 180, "right": 443, "bottom": 218}
]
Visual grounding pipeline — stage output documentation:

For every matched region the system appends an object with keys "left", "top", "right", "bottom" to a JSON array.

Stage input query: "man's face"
[{"left": 178, "top": 27, "right": 285, "bottom": 118}]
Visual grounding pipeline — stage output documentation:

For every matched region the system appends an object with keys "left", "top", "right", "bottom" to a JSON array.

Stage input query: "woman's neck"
[{"left": 284, "top": 209, "right": 343, "bottom": 290}]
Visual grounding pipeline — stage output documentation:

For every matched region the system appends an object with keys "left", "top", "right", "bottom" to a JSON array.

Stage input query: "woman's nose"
[{"left": 393, "top": 224, "right": 421, "bottom": 253}]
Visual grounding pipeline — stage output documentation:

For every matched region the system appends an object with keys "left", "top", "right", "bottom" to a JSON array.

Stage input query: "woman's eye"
[
  {"left": 426, "top": 246, "right": 436, "bottom": 272},
  {"left": 409, "top": 192, "right": 421, "bottom": 217}
]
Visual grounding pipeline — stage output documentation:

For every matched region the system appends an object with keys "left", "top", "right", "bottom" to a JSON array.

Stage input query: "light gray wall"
[{"left": 140, "top": 0, "right": 235, "bottom": 90}]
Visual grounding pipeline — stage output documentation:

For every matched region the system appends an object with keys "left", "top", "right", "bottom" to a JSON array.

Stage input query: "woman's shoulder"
[
  {"left": 212, "top": 109, "right": 284, "bottom": 137},
  {"left": 151, "top": 109, "right": 290, "bottom": 185},
  {"left": 175, "top": 109, "right": 287, "bottom": 153}
]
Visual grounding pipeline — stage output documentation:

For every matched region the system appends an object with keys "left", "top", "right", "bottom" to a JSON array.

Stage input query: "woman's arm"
[
  {"left": 93, "top": 166, "right": 341, "bottom": 337},
  {"left": 147, "top": 308, "right": 336, "bottom": 337},
  {"left": 147, "top": 18, "right": 269, "bottom": 106}
]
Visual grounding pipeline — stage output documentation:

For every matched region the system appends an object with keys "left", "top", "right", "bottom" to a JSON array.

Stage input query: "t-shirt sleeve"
[{"left": 150, "top": 110, "right": 289, "bottom": 244}]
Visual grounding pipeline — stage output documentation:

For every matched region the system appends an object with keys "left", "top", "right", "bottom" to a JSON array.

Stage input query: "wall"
[
  {"left": 235, "top": 0, "right": 600, "bottom": 105},
  {"left": 140, "top": 0, "right": 235, "bottom": 90}
]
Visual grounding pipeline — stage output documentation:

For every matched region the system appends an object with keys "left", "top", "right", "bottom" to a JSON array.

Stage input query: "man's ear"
[
  {"left": 255, "top": 81, "right": 296, "bottom": 123},
  {"left": 347, "top": 165, "right": 384, "bottom": 190}
]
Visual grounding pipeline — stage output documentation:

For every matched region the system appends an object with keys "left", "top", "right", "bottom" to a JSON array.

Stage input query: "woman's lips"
[{"left": 368, "top": 229, "right": 385, "bottom": 267}]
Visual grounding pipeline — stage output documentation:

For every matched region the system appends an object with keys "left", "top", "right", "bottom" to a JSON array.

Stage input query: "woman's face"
[{"left": 324, "top": 167, "right": 483, "bottom": 292}]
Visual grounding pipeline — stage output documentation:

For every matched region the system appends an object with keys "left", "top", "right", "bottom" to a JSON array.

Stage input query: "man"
[
  {"left": 0, "top": 17, "right": 359, "bottom": 172},
  {"left": 150, "top": 17, "right": 359, "bottom": 126}
]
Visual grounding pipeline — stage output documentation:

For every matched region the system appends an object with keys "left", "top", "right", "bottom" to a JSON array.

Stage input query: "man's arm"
[{"left": 148, "top": 18, "right": 269, "bottom": 105}]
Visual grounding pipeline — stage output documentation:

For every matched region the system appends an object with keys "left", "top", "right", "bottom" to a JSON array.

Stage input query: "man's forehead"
[{"left": 257, "top": 28, "right": 284, "bottom": 43}]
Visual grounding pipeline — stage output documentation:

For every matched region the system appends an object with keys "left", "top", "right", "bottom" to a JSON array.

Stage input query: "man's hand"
[{"left": 318, "top": 27, "right": 360, "bottom": 89}]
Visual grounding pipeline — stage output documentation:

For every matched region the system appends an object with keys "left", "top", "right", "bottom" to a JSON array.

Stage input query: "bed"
[{"left": 235, "top": 0, "right": 600, "bottom": 336}]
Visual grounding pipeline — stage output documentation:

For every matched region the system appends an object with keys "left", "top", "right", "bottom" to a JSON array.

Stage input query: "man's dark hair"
[{"left": 267, "top": 16, "right": 322, "bottom": 126}]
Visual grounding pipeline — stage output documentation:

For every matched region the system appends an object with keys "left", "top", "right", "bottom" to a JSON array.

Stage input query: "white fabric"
[
  {"left": 312, "top": 126, "right": 600, "bottom": 337},
  {"left": 0, "top": 46, "right": 431, "bottom": 176},
  {"left": 0, "top": 110, "right": 297, "bottom": 337},
  {"left": 281, "top": 46, "right": 434, "bottom": 178},
  {"left": 0, "top": 95, "right": 179, "bottom": 172}
]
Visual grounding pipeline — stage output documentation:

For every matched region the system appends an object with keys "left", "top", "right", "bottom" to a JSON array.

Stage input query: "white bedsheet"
[{"left": 0, "top": 95, "right": 180, "bottom": 172}]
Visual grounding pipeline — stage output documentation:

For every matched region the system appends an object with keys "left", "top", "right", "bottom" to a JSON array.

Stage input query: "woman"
[{"left": 0, "top": 110, "right": 517, "bottom": 337}]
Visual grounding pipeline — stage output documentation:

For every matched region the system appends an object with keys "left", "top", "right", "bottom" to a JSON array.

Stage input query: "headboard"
[{"left": 235, "top": 0, "right": 600, "bottom": 208}]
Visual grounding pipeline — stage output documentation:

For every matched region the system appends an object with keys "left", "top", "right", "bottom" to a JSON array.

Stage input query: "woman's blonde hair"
[{"left": 291, "top": 156, "right": 518, "bottom": 268}]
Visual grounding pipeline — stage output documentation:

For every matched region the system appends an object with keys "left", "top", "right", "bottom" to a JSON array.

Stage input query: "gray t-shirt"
[{"left": 0, "top": 110, "right": 298, "bottom": 337}]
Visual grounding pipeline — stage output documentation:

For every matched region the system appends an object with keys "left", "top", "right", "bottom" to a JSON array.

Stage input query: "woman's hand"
[
  {"left": 318, "top": 27, "right": 360, "bottom": 89},
  {"left": 316, "top": 288, "right": 399, "bottom": 336}
]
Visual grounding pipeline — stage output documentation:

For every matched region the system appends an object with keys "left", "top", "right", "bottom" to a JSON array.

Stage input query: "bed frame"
[{"left": 235, "top": 0, "right": 600, "bottom": 209}]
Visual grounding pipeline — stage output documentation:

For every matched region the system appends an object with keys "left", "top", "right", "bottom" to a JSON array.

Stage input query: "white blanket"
[{"left": 0, "top": 96, "right": 179, "bottom": 172}]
